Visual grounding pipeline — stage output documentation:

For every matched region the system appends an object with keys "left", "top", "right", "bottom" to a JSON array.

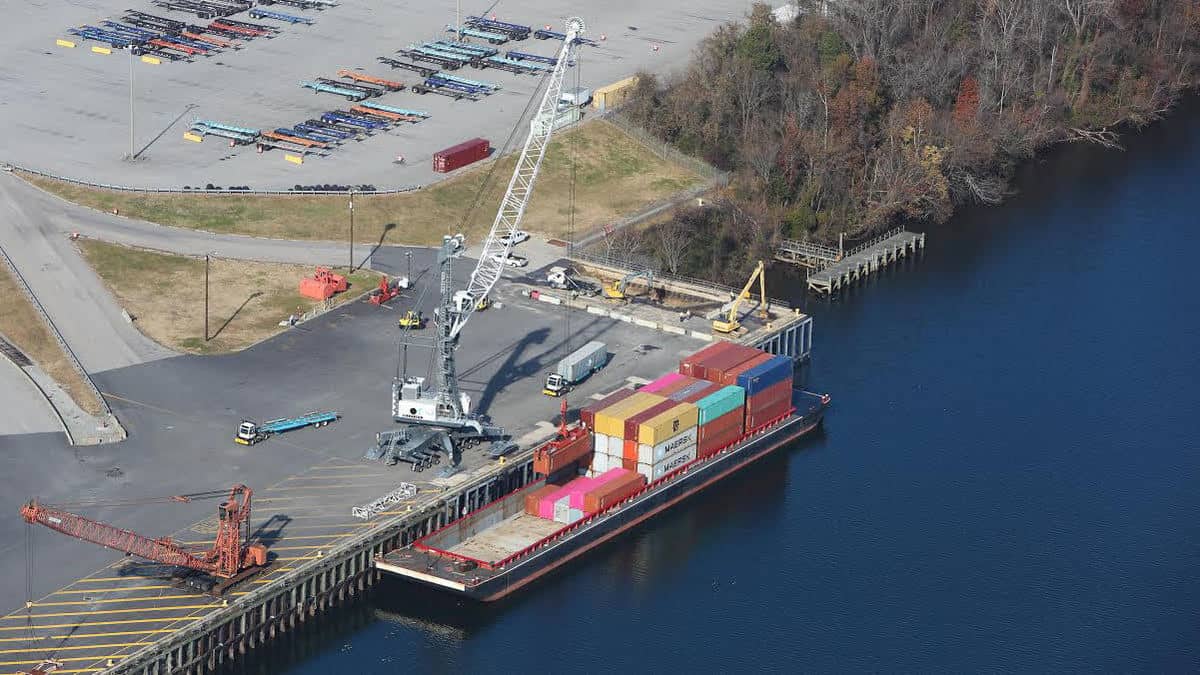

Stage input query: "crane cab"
[
  {"left": 235, "top": 421, "right": 260, "bottom": 445},
  {"left": 543, "top": 373, "right": 567, "bottom": 396}
]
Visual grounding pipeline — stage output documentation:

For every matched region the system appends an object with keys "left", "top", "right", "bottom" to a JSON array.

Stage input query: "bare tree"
[
  {"left": 741, "top": 118, "right": 782, "bottom": 187},
  {"left": 605, "top": 227, "right": 647, "bottom": 267},
  {"left": 654, "top": 220, "right": 694, "bottom": 275},
  {"left": 1061, "top": 0, "right": 1113, "bottom": 41}
]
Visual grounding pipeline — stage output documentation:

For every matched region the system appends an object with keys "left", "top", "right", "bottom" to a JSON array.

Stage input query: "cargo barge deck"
[{"left": 375, "top": 390, "right": 827, "bottom": 600}]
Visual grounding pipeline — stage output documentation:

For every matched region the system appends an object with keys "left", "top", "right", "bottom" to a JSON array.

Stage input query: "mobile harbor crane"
[
  {"left": 21, "top": 485, "right": 266, "bottom": 594},
  {"left": 712, "top": 260, "right": 769, "bottom": 334},
  {"left": 387, "top": 18, "right": 589, "bottom": 452}
]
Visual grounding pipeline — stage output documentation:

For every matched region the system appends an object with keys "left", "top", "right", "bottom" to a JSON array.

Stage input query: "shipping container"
[
  {"left": 566, "top": 478, "right": 595, "bottom": 509},
  {"left": 737, "top": 354, "right": 794, "bottom": 396},
  {"left": 432, "top": 137, "right": 489, "bottom": 173},
  {"left": 591, "top": 75, "right": 638, "bottom": 111},
  {"left": 637, "top": 442, "right": 697, "bottom": 483},
  {"left": 636, "top": 424, "right": 697, "bottom": 465},
  {"left": 622, "top": 457, "right": 637, "bottom": 471},
  {"left": 533, "top": 431, "right": 591, "bottom": 475},
  {"left": 668, "top": 378, "right": 716, "bottom": 402},
  {"left": 593, "top": 392, "right": 663, "bottom": 438},
  {"left": 582, "top": 469, "right": 645, "bottom": 512},
  {"left": 697, "top": 420, "right": 742, "bottom": 458},
  {"left": 556, "top": 341, "right": 607, "bottom": 383},
  {"left": 622, "top": 398, "right": 680, "bottom": 440},
  {"left": 553, "top": 497, "right": 572, "bottom": 524},
  {"left": 638, "top": 402, "right": 699, "bottom": 447},
  {"left": 537, "top": 483, "right": 577, "bottom": 519},
  {"left": 693, "top": 385, "right": 746, "bottom": 426},
  {"left": 699, "top": 345, "right": 768, "bottom": 385},
  {"left": 590, "top": 450, "right": 609, "bottom": 474},
  {"left": 524, "top": 484, "right": 561, "bottom": 516},
  {"left": 745, "top": 397, "right": 793, "bottom": 431},
  {"left": 640, "top": 372, "right": 683, "bottom": 394},
  {"left": 580, "top": 388, "right": 635, "bottom": 429},
  {"left": 621, "top": 438, "right": 637, "bottom": 462},
  {"left": 745, "top": 379, "right": 792, "bottom": 415},
  {"left": 679, "top": 341, "right": 738, "bottom": 379},
  {"left": 657, "top": 374, "right": 703, "bottom": 397},
  {"left": 720, "top": 352, "right": 772, "bottom": 386}
]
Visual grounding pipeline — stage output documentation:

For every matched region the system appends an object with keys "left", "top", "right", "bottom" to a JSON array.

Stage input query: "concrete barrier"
[
  {"left": 662, "top": 325, "right": 687, "bottom": 335},
  {"left": 55, "top": 39, "right": 76, "bottom": 48},
  {"left": 633, "top": 318, "right": 657, "bottom": 329},
  {"left": 585, "top": 305, "right": 607, "bottom": 316},
  {"left": 690, "top": 331, "right": 713, "bottom": 341},
  {"left": 91, "top": 46, "right": 111, "bottom": 55},
  {"left": 285, "top": 154, "right": 304, "bottom": 165}
]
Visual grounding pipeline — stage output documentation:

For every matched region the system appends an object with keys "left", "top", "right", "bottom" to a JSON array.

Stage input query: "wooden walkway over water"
[{"left": 776, "top": 228, "right": 925, "bottom": 294}]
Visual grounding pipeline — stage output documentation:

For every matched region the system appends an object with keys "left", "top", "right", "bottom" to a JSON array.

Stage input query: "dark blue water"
[{"left": 259, "top": 99, "right": 1200, "bottom": 673}]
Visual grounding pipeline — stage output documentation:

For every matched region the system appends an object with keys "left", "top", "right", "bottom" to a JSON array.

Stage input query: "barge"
[{"left": 376, "top": 387, "right": 828, "bottom": 601}]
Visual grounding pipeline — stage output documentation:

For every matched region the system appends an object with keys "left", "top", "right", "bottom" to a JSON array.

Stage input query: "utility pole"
[
  {"left": 204, "top": 254, "right": 210, "bottom": 341},
  {"left": 405, "top": 250, "right": 413, "bottom": 282},
  {"left": 348, "top": 189, "right": 355, "bottom": 272},
  {"left": 127, "top": 47, "right": 135, "bottom": 160}
]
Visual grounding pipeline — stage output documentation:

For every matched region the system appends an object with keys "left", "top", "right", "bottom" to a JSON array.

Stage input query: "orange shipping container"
[
  {"left": 638, "top": 402, "right": 699, "bottom": 447},
  {"left": 593, "top": 392, "right": 664, "bottom": 437},
  {"left": 719, "top": 352, "right": 772, "bottom": 386},
  {"left": 524, "top": 484, "right": 561, "bottom": 516},
  {"left": 582, "top": 470, "right": 646, "bottom": 512},
  {"left": 533, "top": 431, "right": 592, "bottom": 475}
]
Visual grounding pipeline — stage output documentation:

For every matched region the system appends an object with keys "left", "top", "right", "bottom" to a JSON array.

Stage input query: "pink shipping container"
[
  {"left": 537, "top": 480, "right": 582, "bottom": 519},
  {"left": 433, "top": 138, "right": 490, "bottom": 173},
  {"left": 640, "top": 372, "right": 683, "bottom": 393}
]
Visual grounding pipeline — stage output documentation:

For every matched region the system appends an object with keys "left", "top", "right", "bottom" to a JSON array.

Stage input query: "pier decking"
[{"left": 800, "top": 229, "right": 925, "bottom": 294}]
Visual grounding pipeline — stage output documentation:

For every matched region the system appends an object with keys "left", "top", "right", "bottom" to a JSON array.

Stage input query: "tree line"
[{"left": 620, "top": 0, "right": 1199, "bottom": 284}]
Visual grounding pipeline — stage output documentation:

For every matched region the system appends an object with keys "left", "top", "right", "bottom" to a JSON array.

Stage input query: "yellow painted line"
[
  {"left": 34, "top": 669, "right": 104, "bottom": 674},
  {"left": 56, "top": 39, "right": 76, "bottom": 48},
  {"left": 1, "top": 605, "right": 218, "bottom": 622},
  {"left": 66, "top": 576, "right": 170, "bottom": 584},
  {"left": 0, "top": 642, "right": 151, "bottom": 655},
  {"left": 284, "top": 154, "right": 303, "bottom": 165},
  {"left": 0, "top": 616, "right": 205, "bottom": 631},
  {"left": 178, "top": 534, "right": 349, "bottom": 545},
  {"left": 1, "top": 656, "right": 123, "bottom": 666},
  {"left": 91, "top": 46, "right": 111, "bottom": 55},
  {"left": 49, "top": 585, "right": 174, "bottom": 595},
  {"left": 283, "top": 473, "right": 394, "bottom": 481},
  {"left": 183, "top": 131, "right": 203, "bottom": 142},
  {"left": 28, "top": 595, "right": 203, "bottom": 608},
  {"left": 0, "top": 629, "right": 182, "bottom": 643},
  {"left": 306, "top": 464, "right": 371, "bottom": 470},
  {"left": 140, "top": 55, "right": 160, "bottom": 65},
  {"left": 266, "top": 482, "right": 407, "bottom": 491}
]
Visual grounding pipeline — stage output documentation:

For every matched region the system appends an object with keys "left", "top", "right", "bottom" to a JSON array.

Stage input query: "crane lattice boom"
[{"left": 21, "top": 484, "right": 261, "bottom": 578}]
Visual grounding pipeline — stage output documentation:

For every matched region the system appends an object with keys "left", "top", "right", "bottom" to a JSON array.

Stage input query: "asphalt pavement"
[{"left": 0, "top": 358, "right": 61, "bottom": 435}]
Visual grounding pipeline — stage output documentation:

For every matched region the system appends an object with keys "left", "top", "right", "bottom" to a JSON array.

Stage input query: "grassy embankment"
[
  {"left": 25, "top": 121, "right": 701, "bottom": 246},
  {"left": 0, "top": 265, "right": 104, "bottom": 414},
  {"left": 78, "top": 241, "right": 376, "bottom": 354}
]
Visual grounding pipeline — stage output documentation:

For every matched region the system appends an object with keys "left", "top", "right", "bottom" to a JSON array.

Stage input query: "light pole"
[
  {"left": 204, "top": 253, "right": 210, "bottom": 341},
  {"left": 348, "top": 189, "right": 355, "bottom": 272},
  {"left": 127, "top": 47, "right": 135, "bottom": 160},
  {"left": 405, "top": 250, "right": 412, "bottom": 282}
]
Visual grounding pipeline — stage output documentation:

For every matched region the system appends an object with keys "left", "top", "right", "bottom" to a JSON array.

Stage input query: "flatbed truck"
[{"left": 235, "top": 411, "right": 339, "bottom": 445}]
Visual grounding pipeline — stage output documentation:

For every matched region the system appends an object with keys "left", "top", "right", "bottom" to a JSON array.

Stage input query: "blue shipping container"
[
  {"left": 695, "top": 385, "right": 746, "bottom": 425},
  {"left": 737, "top": 355, "right": 793, "bottom": 396}
]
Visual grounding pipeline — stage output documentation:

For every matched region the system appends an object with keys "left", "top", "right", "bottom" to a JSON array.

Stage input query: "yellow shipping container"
[
  {"left": 593, "top": 392, "right": 663, "bottom": 438},
  {"left": 593, "top": 76, "right": 639, "bottom": 111},
  {"left": 639, "top": 402, "right": 699, "bottom": 447}
]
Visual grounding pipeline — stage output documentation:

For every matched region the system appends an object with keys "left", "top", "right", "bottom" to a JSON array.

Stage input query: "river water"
[{"left": 248, "top": 99, "right": 1200, "bottom": 673}]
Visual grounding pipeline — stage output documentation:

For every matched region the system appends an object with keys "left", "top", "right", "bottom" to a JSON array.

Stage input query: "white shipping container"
[
  {"left": 637, "top": 443, "right": 698, "bottom": 483},
  {"left": 553, "top": 497, "right": 572, "bottom": 524},
  {"left": 568, "top": 508, "right": 584, "bottom": 523},
  {"left": 637, "top": 426, "right": 698, "bottom": 465},
  {"left": 590, "top": 451, "right": 609, "bottom": 474},
  {"left": 593, "top": 433, "right": 611, "bottom": 455}
]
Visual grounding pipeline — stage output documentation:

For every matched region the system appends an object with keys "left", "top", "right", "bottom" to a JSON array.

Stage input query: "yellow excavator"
[
  {"left": 604, "top": 270, "right": 654, "bottom": 301},
  {"left": 712, "top": 261, "right": 768, "bottom": 334}
]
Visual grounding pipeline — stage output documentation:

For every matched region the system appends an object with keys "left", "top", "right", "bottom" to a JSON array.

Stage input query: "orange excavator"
[{"left": 21, "top": 484, "right": 267, "bottom": 592}]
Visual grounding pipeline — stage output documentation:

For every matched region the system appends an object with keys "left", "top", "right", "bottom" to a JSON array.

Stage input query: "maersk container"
[
  {"left": 700, "top": 345, "right": 767, "bottom": 384},
  {"left": 623, "top": 398, "right": 679, "bottom": 440},
  {"left": 694, "top": 385, "right": 746, "bottom": 426},
  {"left": 593, "top": 392, "right": 663, "bottom": 438},
  {"left": 638, "top": 402, "right": 699, "bottom": 447},
  {"left": 581, "top": 388, "right": 635, "bottom": 429},
  {"left": 720, "top": 352, "right": 771, "bottom": 386},
  {"left": 679, "top": 341, "right": 738, "bottom": 379},
  {"left": 557, "top": 340, "right": 607, "bottom": 384},
  {"left": 638, "top": 442, "right": 697, "bottom": 483},
  {"left": 636, "top": 424, "right": 697, "bottom": 465},
  {"left": 738, "top": 354, "right": 794, "bottom": 396},
  {"left": 640, "top": 372, "right": 683, "bottom": 394}
]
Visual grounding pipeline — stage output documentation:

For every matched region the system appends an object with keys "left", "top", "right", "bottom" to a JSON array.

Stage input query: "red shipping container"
[
  {"left": 700, "top": 345, "right": 768, "bottom": 385},
  {"left": 698, "top": 422, "right": 743, "bottom": 458},
  {"left": 719, "top": 352, "right": 772, "bottom": 386},
  {"left": 745, "top": 398, "right": 793, "bottom": 431},
  {"left": 580, "top": 388, "right": 635, "bottom": 429},
  {"left": 622, "top": 399, "right": 679, "bottom": 440},
  {"left": 745, "top": 379, "right": 792, "bottom": 415},
  {"left": 583, "top": 470, "right": 647, "bottom": 512},
  {"left": 697, "top": 407, "right": 744, "bottom": 442},
  {"left": 433, "top": 137, "right": 490, "bottom": 173},
  {"left": 524, "top": 484, "right": 561, "bottom": 516},
  {"left": 533, "top": 431, "right": 592, "bottom": 475},
  {"left": 679, "top": 341, "right": 739, "bottom": 379}
]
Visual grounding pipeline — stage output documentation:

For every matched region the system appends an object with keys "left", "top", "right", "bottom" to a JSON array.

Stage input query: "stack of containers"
[
  {"left": 692, "top": 386, "right": 746, "bottom": 457},
  {"left": 591, "top": 391, "right": 663, "bottom": 474},
  {"left": 737, "top": 354, "right": 795, "bottom": 430},
  {"left": 522, "top": 470, "right": 651, "bottom": 523},
  {"left": 633, "top": 400, "right": 699, "bottom": 482},
  {"left": 580, "top": 388, "right": 636, "bottom": 429},
  {"left": 530, "top": 476, "right": 592, "bottom": 525},
  {"left": 582, "top": 468, "right": 646, "bottom": 512}
]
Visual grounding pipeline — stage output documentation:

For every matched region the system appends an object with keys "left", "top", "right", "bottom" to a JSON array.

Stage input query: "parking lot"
[{"left": 0, "top": 0, "right": 749, "bottom": 189}]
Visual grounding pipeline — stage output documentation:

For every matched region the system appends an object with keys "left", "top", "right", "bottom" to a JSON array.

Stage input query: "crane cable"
[{"left": 563, "top": 48, "right": 582, "bottom": 360}]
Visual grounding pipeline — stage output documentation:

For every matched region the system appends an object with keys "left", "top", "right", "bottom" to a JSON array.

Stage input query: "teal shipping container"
[{"left": 694, "top": 385, "right": 746, "bottom": 426}]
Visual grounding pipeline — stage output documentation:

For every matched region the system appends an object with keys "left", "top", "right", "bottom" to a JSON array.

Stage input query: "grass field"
[
  {"left": 25, "top": 121, "right": 701, "bottom": 247},
  {"left": 78, "top": 241, "right": 377, "bottom": 354},
  {"left": 0, "top": 265, "right": 104, "bottom": 414}
]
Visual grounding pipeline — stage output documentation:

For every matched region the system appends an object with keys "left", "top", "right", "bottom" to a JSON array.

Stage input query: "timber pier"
[{"left": 776, "top": 228, "right": 925, "bottom": 294}]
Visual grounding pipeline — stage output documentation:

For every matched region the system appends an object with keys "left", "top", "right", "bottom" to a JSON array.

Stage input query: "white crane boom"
[{"left": 447, "top": 16, "right": 586, "bottom": 341}]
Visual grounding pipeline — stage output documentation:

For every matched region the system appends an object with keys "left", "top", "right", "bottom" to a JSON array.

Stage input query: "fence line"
[
  {"left": 0, "top": 243, "right": 112, "bottom": 419},
  {"left": 603, "top": 113, "right": 728, "bottom": 182},
  {"left": 4, "top": 164, "right": 422, "bottom": 196}
]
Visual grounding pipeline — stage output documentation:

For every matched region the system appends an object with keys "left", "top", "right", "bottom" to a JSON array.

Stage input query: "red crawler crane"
[{"left": 20, "top": 484, "right": 267, "bottom": 579}]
